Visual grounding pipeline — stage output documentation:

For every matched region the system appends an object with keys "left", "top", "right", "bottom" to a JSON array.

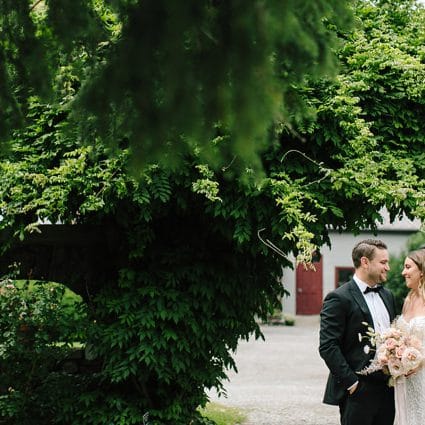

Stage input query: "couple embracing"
[{"left": 319, "top": 239, "right": 425, "bottom": 425}]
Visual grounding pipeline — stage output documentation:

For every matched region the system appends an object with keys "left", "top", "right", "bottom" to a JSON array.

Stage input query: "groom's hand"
[{"left": 348, "top": 381, "right": 359, "bottom": 395}]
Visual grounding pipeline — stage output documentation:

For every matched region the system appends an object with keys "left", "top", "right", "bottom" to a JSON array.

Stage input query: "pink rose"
[
  {"left": 396, "top": 346, "right": 406, "bottom": 358},
  {"left": 401, "top": 347, "right": 423, "bottom": 373},
  {"left": 385, "top": 338, "right": 398, "bottom": 351}
]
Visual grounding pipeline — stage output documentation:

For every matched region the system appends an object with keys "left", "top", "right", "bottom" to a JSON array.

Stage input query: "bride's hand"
[{"left": 406, "top": 367, "right": 420, "bottom": 377}]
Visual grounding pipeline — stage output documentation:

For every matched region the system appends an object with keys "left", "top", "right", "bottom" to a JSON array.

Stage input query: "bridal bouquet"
[{"left": 357, "top": 320, "right": 424, "bottom": 384}]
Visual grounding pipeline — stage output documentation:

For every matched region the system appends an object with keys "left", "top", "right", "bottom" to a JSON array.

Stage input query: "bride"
[{"left": 396, "top": 249, "right": 425, "bottom": 425}]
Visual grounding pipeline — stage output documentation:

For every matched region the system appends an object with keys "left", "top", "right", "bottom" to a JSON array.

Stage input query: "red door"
[{"left": 296, "top": 257, "right": 323, "bottom": 314}]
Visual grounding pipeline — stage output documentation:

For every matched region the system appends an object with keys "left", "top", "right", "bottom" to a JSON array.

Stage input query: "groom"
[{"left": 319, "top": 239, "right": 396, "bottom": 425}]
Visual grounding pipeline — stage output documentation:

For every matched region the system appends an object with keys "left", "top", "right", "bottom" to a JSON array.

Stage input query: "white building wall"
[
  {"left": 321, "top": 231, "right": 415, "bottom": 299},
  {"left": 281, "top": 229, "right": 419, "bottom": 316}
]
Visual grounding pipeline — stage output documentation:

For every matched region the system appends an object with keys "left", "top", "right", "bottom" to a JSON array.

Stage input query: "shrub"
[
  {"left": 0, "top": 276, "right": 88, "bottom": 424},
  {"left": 386, "top": 232, "right": 425, "bottom": 313}
]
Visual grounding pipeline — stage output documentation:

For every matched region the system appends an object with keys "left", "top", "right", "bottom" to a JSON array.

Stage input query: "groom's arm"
[{"left": 319, "top": 291, "right": 359, "bottom": 389}]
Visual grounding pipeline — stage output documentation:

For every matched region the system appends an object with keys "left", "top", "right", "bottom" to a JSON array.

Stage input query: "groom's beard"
[{"left": 368, "top": 269, "right": 387, "bottom": 285}]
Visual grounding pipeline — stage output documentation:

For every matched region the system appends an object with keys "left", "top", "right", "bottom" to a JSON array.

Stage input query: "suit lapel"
[
  {"left": 348, "top": 279, "right": 395, "bottom": 327},
  {"left": 348, "top": 280, "right": 374, "bottom": 326}
]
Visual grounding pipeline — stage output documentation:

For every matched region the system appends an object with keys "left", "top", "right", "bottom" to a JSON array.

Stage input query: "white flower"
[
  {"left": 388, "top": 358, "right": 405, "bottom": 378},
  {"left": 364, "top": 345, "right": 370, "bottom": 354},
  {"left": 358, "top": 333, "right": 363, "bottom": 342}
]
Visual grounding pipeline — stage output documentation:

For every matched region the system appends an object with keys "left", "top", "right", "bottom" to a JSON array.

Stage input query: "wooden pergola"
[{"left": 0, "top": 224, "right": 122, "bottom": 299}]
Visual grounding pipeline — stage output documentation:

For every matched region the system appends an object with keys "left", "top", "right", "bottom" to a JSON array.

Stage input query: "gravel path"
[{"left": 208, "top": 315, "right": 340, "bottom": 425}]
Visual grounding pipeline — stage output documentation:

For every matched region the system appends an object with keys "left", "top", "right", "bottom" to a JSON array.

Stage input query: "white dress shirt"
[{"left": 353, "top": 274, "right": 390, "bottom": 333}]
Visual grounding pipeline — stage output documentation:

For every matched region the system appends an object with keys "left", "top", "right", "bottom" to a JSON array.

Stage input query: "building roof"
[{"left": 327, "top": 208, "right": 422, "bottom": 233}]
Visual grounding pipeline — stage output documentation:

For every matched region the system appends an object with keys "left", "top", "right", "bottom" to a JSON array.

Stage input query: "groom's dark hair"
[{"left": 352, "top": 239, "right": 387, "bottom": 268}]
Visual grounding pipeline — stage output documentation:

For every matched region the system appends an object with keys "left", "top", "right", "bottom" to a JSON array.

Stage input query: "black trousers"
[{"left": 339, "top": 379, "right": 395, "bottom": 425}]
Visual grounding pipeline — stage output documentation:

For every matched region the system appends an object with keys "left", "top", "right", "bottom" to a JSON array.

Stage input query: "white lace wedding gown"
[{"left": 395, "top": 316, "right": 425, "bottom": 425}]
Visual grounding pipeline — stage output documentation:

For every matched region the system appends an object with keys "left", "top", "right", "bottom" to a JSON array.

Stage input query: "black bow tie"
[{"left": 364, "top": 286, "right": 382, "bottom": 294}]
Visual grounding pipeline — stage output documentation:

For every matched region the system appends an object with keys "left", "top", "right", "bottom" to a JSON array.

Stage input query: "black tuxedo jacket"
[{"left": 319, "top": 279, "right": 397, "bottom": 405}]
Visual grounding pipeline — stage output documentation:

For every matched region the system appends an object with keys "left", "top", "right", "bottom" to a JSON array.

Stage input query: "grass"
[
  {"left": 14, "top": 279, "right": 82, "bottom": 302},
  {"left": 199, "top": 402, "right": 247, "bottom": 425}
]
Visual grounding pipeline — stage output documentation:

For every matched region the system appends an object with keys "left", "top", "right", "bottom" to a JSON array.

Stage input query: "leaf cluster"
[{"left": 0, "top": 0, "right": 354, "bottom": 169}]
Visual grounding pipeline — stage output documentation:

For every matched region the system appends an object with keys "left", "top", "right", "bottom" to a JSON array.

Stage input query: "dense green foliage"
[
  {"left": 0, "top": 0, "right": 425, "bottom": 424},
  {"left": 278, "top": 0, "right": 425, "bottom": 229},
  {"left": 0, "top": 101, "right": 288, "bottom": 424},
  {"left": 0, "top": 0, "right": 354, "bottom": 169}
]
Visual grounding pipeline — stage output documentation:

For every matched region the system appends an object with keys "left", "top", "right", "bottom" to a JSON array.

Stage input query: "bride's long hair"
[{"left": 404, "top": 249, "right": 425, "bottom": 306}]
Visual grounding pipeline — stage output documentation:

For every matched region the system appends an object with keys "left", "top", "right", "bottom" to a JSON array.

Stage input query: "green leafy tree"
[
  {"left": 274, "top": 0, "right": 425, "bottom": 229},
  {"left": 0, "top": 101, "right": 289, "bottom": 424}
]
